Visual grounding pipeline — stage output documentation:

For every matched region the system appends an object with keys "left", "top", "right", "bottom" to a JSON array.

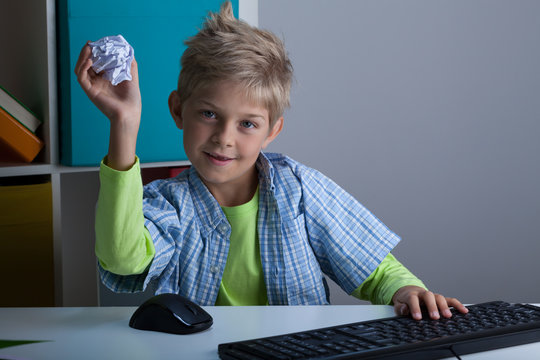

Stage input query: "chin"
[{"left": 196, "top": 169, "right": 232, "bottom": 185}]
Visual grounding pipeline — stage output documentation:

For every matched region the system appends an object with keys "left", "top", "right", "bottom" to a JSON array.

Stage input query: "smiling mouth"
[
  {"left": 206, "top": 152, "right": 233, "bottom": 160},
  {"left": 204, "top": 152, "right": 235, "bottom": 165}
]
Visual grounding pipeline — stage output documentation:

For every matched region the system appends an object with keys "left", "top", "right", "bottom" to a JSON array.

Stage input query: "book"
[
  {"left": 169, "top": 166, "right": 190, "bottom": 178},
  {"left": 0, "top": 106, "right": 44, "bottom": 162},
  {"left": 0, "top": 85, "right": 42, "bottom": 133},
  {"left": 0, "top": 181, "right": 54, "bottom": 306},
  {"left": 141, "top": 166, "right": 190, "bottom": 185}
]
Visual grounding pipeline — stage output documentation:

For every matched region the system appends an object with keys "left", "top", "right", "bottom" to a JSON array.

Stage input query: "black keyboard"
[{"left": 218, "top": 301, "right": 540, "bottom": 359}]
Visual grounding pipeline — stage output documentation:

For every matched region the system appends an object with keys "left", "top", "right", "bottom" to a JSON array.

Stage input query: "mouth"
[{"left": 204, "top": 152, "right": 235, "bottom": 166}]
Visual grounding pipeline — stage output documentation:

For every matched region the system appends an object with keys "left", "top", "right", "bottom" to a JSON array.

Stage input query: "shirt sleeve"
[
  {"left": 95, "top": 156, "right": 155, "bottom": 276},
  {"left": 351, "top": 253, "right": 427, "bottom": 305},
  {"left": 297, "top": 162, "right": 401, "bottom": 295}
]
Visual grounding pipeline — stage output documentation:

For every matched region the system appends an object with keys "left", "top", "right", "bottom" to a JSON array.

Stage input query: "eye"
[
  {"left": 201, "top": 110, "right": 216, "bottom": 119},
  {"left": 240, "top": 120, "right": 256, "bottom": 129}
]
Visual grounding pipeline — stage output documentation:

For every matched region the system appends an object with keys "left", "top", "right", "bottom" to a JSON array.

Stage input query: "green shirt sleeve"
[
  {"left": 351, "top": 253, "right": 427, "bottom": 305},
  {"left": 95, "top": 156, "right": 155, "bottom": 275}
]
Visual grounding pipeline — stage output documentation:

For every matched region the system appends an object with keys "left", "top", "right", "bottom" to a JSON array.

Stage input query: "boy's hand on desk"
[
  {"left": 74, "top": 43, "right": 142, "bottom": 127},
  {"left": 392, "top": 285, "right": 468, "bottom": 320}
]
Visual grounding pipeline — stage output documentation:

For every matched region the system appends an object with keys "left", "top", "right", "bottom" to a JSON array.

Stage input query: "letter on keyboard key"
[
  {"left": 236, "top": 343, "right": 290, "bottom": 360},
  {"left": 218, "top": 302, "right": 540, "bottom": 360}
]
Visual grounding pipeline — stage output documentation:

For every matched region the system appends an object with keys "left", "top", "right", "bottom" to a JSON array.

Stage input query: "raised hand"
[
  {"left": 74, "top": 42, "right": 142, "bottom": 170},
  {"left": 74, "top": 42, "right": 141, "bottom": 126}
]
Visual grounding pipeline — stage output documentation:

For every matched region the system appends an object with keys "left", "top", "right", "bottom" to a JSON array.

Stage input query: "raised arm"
[
  {"left": 74, "top": 42, "right": 142, "bottom": 170},
  {"left": 74, "top": 42, "right": 153, "bottom": 277}
]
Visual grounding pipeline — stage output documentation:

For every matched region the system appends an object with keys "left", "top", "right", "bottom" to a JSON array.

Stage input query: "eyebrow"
[{"left": 195, "top": 99, "right": 267, "bottom": 121}]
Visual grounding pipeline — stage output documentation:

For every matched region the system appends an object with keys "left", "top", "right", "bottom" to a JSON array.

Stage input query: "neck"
[{"left": 205, "top": 168, "right": 259, "bottom": 207}]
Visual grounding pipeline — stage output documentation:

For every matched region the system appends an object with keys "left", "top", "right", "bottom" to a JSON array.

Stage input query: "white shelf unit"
[{"left": 0, "top": 0, "right": 189, "bottom": 306}]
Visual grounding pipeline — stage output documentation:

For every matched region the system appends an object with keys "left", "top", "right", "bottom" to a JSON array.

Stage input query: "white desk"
[{"left": 0, "top": 305, "right": 539, "bottom": 359}]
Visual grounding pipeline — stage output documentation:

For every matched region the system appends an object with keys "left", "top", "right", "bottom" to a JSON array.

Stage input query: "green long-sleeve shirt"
[{"left": 95, "top": 158, "right": 426, "bottom": 305}]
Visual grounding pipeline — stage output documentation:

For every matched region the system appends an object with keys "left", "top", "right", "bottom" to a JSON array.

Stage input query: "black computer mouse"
[{"left": 129, "top": 293, "right": 213, "bottom": 335}]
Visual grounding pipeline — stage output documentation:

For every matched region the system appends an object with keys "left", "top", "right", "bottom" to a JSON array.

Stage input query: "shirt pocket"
[{"left": 281, "top": 213, "right": 326, "bottom": 304}]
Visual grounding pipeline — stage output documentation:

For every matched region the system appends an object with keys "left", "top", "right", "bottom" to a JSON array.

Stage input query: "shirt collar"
[
  {"left": 185, "top": 152, "right": 276, "bottom": 236},
  {"left": 256, "top": 151, "right": 276, "bottom": 192},
  {"left": 186, "top": 167, "right": 227, "bottom": 237}
]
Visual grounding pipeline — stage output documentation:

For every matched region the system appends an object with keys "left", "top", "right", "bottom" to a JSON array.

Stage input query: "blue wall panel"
[{"left": 58, "top": 0, "right": 238, "bottom": 165}]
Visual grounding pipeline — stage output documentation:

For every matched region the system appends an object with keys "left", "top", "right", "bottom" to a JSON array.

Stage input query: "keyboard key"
[
  {"left": 218, "top": 302, "right": 540, "bottom": 360},
  {"left": 236, "top": 343, "right": 290, "bottom": 360}
]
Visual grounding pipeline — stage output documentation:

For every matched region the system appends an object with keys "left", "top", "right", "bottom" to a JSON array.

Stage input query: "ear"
[
  {"left": 168, "top": 90, "right": 183, "bottom": 129},
  {"left": 262, "top": 116, "right": 284, "bottom": 149}
]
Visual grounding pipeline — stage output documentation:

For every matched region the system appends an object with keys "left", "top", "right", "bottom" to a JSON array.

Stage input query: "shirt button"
[
  {"left": 210, "top": 265, "right": 220, "bottom": 274},
  {"left": 218, "top": 223, "right": 228, "bottom": 233}
]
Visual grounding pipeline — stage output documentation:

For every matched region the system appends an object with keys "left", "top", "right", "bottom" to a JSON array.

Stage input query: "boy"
[{"left": 75, "top": 2, "right": 467, "bottom": 320}]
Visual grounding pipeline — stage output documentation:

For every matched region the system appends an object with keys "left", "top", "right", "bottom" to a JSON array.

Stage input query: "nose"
[{"left": 212, "top": 121, "right": 234, "bottom": 147}]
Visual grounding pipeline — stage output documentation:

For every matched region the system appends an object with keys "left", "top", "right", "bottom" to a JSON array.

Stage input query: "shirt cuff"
[{"left": 351, "top": 253, "right": 427, "bottom": 305}]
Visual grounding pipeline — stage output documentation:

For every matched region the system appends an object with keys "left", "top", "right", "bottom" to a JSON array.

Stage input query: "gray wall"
[{"left": 260, "top": 0, "right": 540, "bottom": 305}]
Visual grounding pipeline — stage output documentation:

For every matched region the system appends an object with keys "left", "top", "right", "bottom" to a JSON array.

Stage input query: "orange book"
[{"left": 0, "top": 106, "right": 44, "bottom": 162}]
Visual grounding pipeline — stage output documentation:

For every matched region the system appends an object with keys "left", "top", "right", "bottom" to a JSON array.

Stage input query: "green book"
[
  {"left": 0, "top": 339, "right": 51, "bottom": 349},
  {"left": 0, "top": 85, "right": 42, "bottom": 133}
]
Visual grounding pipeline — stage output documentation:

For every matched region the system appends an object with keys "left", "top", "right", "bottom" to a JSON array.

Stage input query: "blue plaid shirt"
[{"left": 100, "top": 152, "right": 400, "bottom": 305}]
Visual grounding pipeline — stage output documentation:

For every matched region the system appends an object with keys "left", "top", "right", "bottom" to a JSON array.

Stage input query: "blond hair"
[{"left": 177, "top": 1, "right": 293, "bottom": 124}]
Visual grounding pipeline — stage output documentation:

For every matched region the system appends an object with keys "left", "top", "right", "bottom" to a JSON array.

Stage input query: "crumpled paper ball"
[{"left": 89, "top": 35, "right": 134, "bottom": 86}]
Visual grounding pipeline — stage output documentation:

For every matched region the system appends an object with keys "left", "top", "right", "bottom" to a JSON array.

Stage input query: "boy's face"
[{"left": 169, "top": 81, "right": 283, "bottom": 206}]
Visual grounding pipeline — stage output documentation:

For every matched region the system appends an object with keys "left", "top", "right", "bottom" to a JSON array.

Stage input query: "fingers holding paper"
[
  {"left": 74, "top": 43, "right": 95, "bottom": 91},
  {"left": 74, "top": 39, "right": 141, "bottom": 124}
]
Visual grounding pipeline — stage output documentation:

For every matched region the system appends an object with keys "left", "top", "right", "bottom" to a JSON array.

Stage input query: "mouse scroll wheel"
[{"left": 186, "top": 303, "right": 198, "bottom": 315}]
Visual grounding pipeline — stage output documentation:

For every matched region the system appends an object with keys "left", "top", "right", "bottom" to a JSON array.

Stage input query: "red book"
[{"left": 141, "top": 166, "right": 190, "bottom": 185}]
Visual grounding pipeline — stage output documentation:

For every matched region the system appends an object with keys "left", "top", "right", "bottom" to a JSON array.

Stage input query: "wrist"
[
  {"left": 107, "top": 119, "right": 139, "bottom": 171},
  {"left": 110, "top": 113, "right": 140, "bottom": 135}
]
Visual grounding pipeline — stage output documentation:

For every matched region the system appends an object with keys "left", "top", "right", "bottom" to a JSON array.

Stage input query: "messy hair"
[{"left": 177, "top": 1, "right": 293, "bottom": 124}]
